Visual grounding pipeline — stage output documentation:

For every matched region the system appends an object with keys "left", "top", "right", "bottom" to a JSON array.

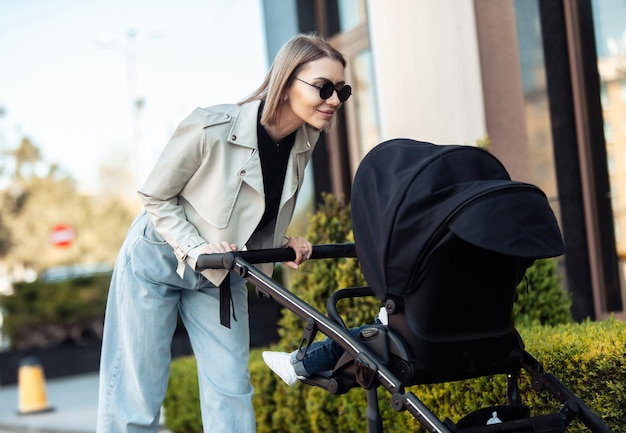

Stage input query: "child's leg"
[
  {"left": 263, "top": 324, "right": 375, "bottom": 386},
  {"left": 294, "top": 325, "right": 370, "bottom": 376}
]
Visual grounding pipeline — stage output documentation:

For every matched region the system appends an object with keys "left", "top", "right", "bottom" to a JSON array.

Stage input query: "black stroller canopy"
[{"left": 351, "top": 139, "right": 565, "bottom": 299}]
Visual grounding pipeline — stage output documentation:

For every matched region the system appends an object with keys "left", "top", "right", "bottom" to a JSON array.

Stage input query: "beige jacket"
[{"left": 138, "top": 100, "right": 320, "bottom": 285}]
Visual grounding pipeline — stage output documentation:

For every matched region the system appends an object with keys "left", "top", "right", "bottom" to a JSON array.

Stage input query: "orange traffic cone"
[{"left": 17, "top": 356, "right": 54, "bottom": 414}]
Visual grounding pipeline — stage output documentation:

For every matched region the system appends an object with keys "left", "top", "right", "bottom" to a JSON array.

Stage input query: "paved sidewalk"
[
  {"left": 0, "top": 372, "right": 173, "bottom": 433},
  {"left": 0, "top": 372, "right": 98, "bottom": 433},
  {"left": 0, "top": 334, "right": 197, "bottom": 432}
]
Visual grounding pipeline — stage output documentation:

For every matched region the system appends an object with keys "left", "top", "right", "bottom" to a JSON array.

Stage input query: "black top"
[{"left": 254, "top": 103, "right": 295, "bottom": 232}]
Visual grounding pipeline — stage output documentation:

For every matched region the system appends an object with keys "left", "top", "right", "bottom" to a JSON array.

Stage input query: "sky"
[{"left": 0, "top": 0, "right": 268, "bottom": 193}]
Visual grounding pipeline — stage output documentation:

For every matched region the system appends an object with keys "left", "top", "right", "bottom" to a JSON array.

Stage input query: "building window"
[
  {"left": 329, "top": 17, "right": 379, "bottom": 181},
  {"left": 605, "top": 121, "right": 614, "bottom": 143},
  {"left": 338, "top": 0, "right": 367, "bottom": 31},
  {"left": 601, "top": 83, "right": 609, "bottom": 107}
]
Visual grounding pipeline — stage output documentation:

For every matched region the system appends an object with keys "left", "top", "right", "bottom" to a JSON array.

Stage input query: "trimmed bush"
[
  {"left": 518, "top": 319, "right": 626, "bottom": 429},
  {"left": 166, "top": 319, "right": 626, "bottom": 432},
  {"left": 277, "top": 193, "right": 373, "bottom": 348},
  {"left": 0, "top": 272, "right": 110, "bottom": 349},
  {"left": 162, "top": 356, "right": 203, "bottom": 433},
  {"left": 514, "top": 257, "right": 573, "bottom": 327}
]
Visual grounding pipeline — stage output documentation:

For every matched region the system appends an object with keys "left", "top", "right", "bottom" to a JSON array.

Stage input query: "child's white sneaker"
[{"left": 262, "top": 351, "right": 300, "bottom": 386}]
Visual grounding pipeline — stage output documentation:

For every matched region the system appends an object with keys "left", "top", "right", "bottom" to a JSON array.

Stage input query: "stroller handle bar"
[{"left": 196, "top": 242, "right": 357, "bottom": 271}]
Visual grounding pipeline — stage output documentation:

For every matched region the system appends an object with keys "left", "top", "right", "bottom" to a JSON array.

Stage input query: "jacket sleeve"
[{"left": 137, "top": 108, "right": 229, "bottom": 278}]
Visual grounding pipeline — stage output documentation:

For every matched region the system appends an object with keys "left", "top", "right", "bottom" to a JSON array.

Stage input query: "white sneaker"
[{"left": 262, "top": 351, "right": 299, "bottom": 386}]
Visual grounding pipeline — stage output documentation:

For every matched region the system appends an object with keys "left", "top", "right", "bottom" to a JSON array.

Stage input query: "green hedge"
[
  {"left": 0, "top": 272, "right": 111, "bottom": 349},
  {"left": 164, "top": 318, "right": 626, "bottom": 433},
  {"left": 519, "top": 319, "right": 626, "bottom": 429},
  {"left": 513, "top": 257, "right": 573, "bottom": 327}
]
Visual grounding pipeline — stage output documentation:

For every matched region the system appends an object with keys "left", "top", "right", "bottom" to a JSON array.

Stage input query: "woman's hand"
[
  {"left": 282, "top": 236, "right": 312, "bottom": 270},
  {"left": 204, "top": 241, "right": 238, "bottom": 253}
]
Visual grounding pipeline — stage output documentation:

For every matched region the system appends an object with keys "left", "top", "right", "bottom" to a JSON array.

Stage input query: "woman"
[{"left": 96, "top": 33, "right": 351, "bottom": 432}]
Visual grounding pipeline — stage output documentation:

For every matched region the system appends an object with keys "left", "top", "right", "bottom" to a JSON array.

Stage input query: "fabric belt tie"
[{"left": 219, "top": 272, "right": 237, "bottom": 328}]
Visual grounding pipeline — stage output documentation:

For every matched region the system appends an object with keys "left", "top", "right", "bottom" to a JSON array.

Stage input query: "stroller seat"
[
  {"left": 319, "top": 234, "right": 529, "bottom": 389},
  {"left": 388, "top": 234, "right": 529, "bottom": 384}
]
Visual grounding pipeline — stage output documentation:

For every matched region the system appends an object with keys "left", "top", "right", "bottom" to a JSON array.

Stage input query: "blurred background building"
[{"left": 260, "top": 0, "right": 626, "bottom": 322}]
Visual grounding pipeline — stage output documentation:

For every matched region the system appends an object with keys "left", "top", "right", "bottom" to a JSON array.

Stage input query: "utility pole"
[{"left": 95, "top": 29, "right": 161, "bottom": 195}]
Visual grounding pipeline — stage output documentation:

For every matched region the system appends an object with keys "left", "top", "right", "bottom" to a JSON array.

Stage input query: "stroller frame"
[{"left": 197, "top": 244, "right": 612, "bottom": 433}]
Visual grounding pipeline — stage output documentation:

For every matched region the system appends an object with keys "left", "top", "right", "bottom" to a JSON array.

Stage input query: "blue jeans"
[
  {"left": 291, "top": 326, "right": 370, "bottom": 376},
  {"left": 97, "top": 211, "right": 255, "bottom": 432}
]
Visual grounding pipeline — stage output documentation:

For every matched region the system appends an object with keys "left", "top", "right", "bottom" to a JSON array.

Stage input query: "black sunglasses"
[{"left": 294, "top": 77, "right": 352, "bottom": 102}]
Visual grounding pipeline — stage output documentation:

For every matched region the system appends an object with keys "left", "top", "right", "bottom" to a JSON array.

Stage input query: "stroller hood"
[{"left": 351, "top": 139, "right": 565, "bottom": 299}]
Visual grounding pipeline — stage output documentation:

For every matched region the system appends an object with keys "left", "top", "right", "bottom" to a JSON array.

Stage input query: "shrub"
[
  {"left": 518, "top": 319, "right": 626, "bottom": 429},
  {"left": 166, "top": 319, "right": 626, "bottom": 432},
  {"left": 276, "top": 193, "right": 374, "bottom": 349},
  {"left": 399, "top": 319, "right": 626, "bottom": 432},
  {"left": 514, "top": 257, "right": 573, "bottom": 327},
  {"left": 0, "top": 272, "right": 110, "bottom": 349},
  {"left": 162, "top": 356, "right": 202, "bottom": 433}
]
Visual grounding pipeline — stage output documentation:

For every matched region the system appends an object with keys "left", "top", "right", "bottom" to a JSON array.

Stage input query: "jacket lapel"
[
  {"left": 227, "top": 101, "right": 264, "bottom": 196},
  {"left": 227, "top": 101, "right": 321, "bottom": 210}
]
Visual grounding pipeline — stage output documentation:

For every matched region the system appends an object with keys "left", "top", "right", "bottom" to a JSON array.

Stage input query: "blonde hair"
[{"left": 240, "top": 33, "right": 347, "bottom": 126}]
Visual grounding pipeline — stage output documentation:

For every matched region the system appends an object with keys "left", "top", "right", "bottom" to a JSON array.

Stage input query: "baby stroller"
[{"left": 197, "top": 139, "right": 611, "bottom": 433}]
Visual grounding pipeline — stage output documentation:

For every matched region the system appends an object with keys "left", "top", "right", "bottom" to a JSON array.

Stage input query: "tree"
[
  {"left": 0, "top": 212, "right": 11, "bottom": 257},
  {"left": 0, "top": 136, "right": 138, "bottom": 273},
  {"left": 0, "top": 176, "right": 137, "bottom": 272},
  {"left": 11, "top": 137, "right": 41, "bottom": 180}
]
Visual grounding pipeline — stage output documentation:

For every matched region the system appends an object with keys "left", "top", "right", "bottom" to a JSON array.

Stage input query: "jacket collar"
[{"left": 229, "top": 100, "right": 320, "bottom": 153}]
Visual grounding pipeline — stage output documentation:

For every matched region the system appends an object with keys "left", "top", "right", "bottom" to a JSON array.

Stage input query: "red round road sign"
[{"left": 49, "top": 224, "right": 75, "bottom": 248}]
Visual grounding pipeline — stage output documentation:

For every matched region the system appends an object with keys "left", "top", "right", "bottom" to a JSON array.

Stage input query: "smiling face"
[{"left": 283, "top": 57, "right": 347, "bottom": 132}]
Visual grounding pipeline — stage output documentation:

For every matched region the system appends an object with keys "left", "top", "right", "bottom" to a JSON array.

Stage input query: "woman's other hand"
[{"left": 282, "top": 236, "right": 312, "bottom": 270}]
